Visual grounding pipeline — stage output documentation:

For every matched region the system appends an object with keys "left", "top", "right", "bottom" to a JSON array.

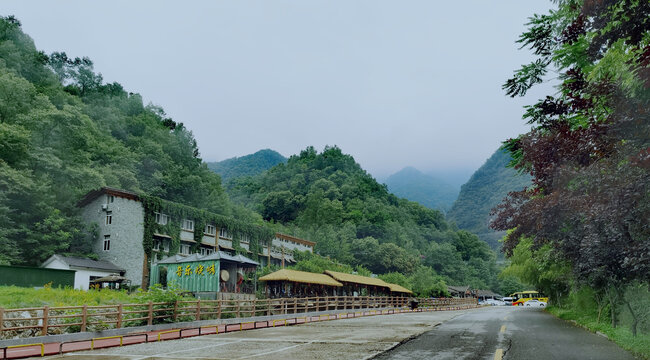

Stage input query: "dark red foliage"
[{"left": 493, "top": 0, "right": 650, "bottom": 287}]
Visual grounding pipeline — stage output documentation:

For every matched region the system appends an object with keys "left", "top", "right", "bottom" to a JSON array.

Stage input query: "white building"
[{"left": 41, "top": 254, "right": 124, "bottom": 290}]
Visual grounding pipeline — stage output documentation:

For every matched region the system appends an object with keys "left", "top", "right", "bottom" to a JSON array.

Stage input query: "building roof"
[
  {"left": 275, "top": 233, "right": 316, "bottom": 247},
  {"left": 323, "top": 270, "right": 391, "bottom": 289},
  {"left": 385, "top": 283, "right": 413, "bottom": 294},
  {"left": 43, "top": 255, "right": 124, "bottom": 272},
  {"left": 77, "top": 187, "right": 140, "bottom": 207},
  {"left": 259, "top": 269, "right": 342, "bottom": 287},
  {"left": 447, "top": 285, "right": 472, "bottom": 294},
  {"left": 155, "top": 252, "right": 259, "bottom": 266}
]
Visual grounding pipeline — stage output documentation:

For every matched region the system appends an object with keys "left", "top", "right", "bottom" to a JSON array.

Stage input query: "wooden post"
[
  {"left": 42, "top": 306, "right": 49, "bottom": 336},
  {"left": 147, "top": 301, "right": 153, "bottom": 326},
  {"left": 252, "top": 299, "right": 257, "bottom": 317},
  {"left": 0, "top": 307, "right": 4, "bottom": 333},
  {"left": 196, "top": 299, "right": 201, "bottom": 321},
  {"left": 117, "top": 304, "right": 123, "bottom": 329},
  {"left": 81, "top": 305, "right": 87, "bottom": 332},
  {"left": 173, "top": 301, "right": 179, "bottom": 321},
  {"left": 293, "top": 298, "right": 298, "bottom": 314},
  {"left": 267, "top": 299, "right": 271, "bottom": 316},
  {"left": 217, "top": 300, "right": 222, "bottom": 319},
  {"left": 236, "top": 300, "right": 240, "bottom": 318}
]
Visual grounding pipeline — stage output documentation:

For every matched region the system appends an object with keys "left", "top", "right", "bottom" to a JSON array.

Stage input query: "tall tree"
[{"left": 493, "top": 0, "right": 649, "bottom": 335}]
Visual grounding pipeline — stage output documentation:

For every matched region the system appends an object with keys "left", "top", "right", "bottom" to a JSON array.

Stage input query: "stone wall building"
[{"left": 78, "top": 187, "right": 314, "bottom": 289}]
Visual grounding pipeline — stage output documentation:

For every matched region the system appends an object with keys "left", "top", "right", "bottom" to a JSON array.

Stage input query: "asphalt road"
[
  {"left": 374, "top": 306, "right": 635, "bottom": 360},
  {"left": 38, "top": 309, "right": 468, "bottom": 360}
]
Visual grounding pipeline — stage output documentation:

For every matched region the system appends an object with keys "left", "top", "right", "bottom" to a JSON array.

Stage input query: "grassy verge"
[
  {"left": 547, "top": 305, "right": 650, "bottom": 359},
  {"left": 0, "top": 285, "right": 133, "bottom": 308}
]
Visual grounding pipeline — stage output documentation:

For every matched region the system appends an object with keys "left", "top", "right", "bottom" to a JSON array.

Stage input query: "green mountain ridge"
[
  {"left": 447, "top": 148, "right": 531, "bottom": 252},
  {"left": 384, "top": 166, "right": 459, "bottom": 212},
  {"left": 207, "top": 149, "right": 287, "bottom": 183},
  {"left": 0, "top": 17, "right": 503, "bottom": 293},
  {"left": 226, "top": 145, "right": 500, "bottom": 290}
]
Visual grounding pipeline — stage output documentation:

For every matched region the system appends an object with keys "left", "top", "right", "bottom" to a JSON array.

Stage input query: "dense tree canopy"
[
  {"left": 493, "top": 0, "right": 649, "bottom": 334},
  {"left": 0, "top": 16, "right": 259, "bottom": 266},
  {"left": 228, "top": 145, "right": 501, "bottom": 290}
]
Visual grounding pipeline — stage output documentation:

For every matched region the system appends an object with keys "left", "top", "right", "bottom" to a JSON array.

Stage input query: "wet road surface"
[{"left": 374, "top": 306, "right": 635, "bottom": 360}]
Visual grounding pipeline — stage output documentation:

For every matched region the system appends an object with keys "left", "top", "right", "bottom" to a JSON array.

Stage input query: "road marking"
[
  {"left": 131, "top": 340, "right": 243, "bottom": 360},
  {"left": 503, "top": 316, "right": 509, "bottom": 320},
  {"left": 494, "top": 348, "right": 504, "bottom": 360},
  {"left": 236, "top": 341, "right": 312, "bottom": 359},
  {"left": 500, "top": 325, "right": 506, "bottom": 333}
]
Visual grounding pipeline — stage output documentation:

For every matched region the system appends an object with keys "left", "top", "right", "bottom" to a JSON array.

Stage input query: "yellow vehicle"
[{"left": 510, "top": 291, "right": 548, "bottom": 306}]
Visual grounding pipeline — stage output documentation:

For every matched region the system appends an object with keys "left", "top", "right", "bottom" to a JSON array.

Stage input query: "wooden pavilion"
[
  {"left": 323, "top": 270, "right": 392, "bottom": 296},
  {"left": 259, "top": 269, "right": 342, "bottom": 298}
]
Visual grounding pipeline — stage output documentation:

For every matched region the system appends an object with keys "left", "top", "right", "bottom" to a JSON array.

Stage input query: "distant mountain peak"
[{"left": 384, "top": 167, "right": 459, "bottom": 212}]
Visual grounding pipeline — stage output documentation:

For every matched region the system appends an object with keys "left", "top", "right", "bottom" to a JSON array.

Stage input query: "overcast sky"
[{"left": 4, "top": 1, "right": 555, "bottom": 182}]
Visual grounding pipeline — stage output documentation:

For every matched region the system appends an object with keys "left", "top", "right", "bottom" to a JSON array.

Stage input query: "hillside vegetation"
[
  {"left": 446, "top": 148, "right": 531, "bottom": 251},
  {"left": 0, "top": 16, "right": 504, "bottom": 295},
  {"left": 227, "top": 146, "right": 501, "bottom": 291},
  {"left": 0, "top": 16, "right": 259, "bottom": 266},
  {"left": 207, "top": 149, "right": 286, "bottom": 183},
  {"left": 384, "top": 167, "right": 458, "bottom": 212}
]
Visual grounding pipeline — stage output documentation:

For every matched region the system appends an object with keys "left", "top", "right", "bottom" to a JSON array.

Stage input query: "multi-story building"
[{"left": 77, "top": 187, "right": 314, "bottom": 288}]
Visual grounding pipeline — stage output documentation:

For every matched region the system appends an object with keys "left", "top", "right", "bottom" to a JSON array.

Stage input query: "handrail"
[
  {"left": 0, "top": 296, "right": 476, "bottom": 339},
  {"left": 157, "top": 329, "right": 181, "bottom": 341},
  {"left": 91, "top": 335, "right": 123, "bottom": 349}
]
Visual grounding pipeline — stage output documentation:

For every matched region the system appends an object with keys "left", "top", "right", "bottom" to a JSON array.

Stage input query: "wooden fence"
[{"left": 0, "top": 296, "right": 476, "bottom": 339}]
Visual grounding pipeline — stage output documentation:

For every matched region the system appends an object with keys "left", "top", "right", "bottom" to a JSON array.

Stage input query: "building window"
[
  {"left": 200, "top": 247, "right": 213, "bottom": 256},
  {"left": 105, "top": 211, "right": 112, "bottom": 225},
  {"left": 103, "top": 235, "right": 110, "bottom": 251},
  {"left": 155, "top": 212, "right": 169, "bottom": 225},
  {"left": 153, "top": 240, "right": 160, "bottom": 251},
  {"left": 106, "top": 195, "right": 115, "bottom": 204},
  {"left": 180, "top": 244, "right": 191, "bottom": 255},
  {"left": 163, "top": 241, "right": 170, "bottom": 252},
  {"left": 205, "top": 224, "right": 216, "bottom": 235},
  {"left": 182, "top": 219, "right": 194, "bottom": 231},
  {"left": 219, "top": 228, "right": 231, "bottom": 239}
]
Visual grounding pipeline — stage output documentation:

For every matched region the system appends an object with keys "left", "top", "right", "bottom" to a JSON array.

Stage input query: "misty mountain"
[
  {"left": 384, "top": 167, "right": 459, "bottom": 212},
  {"left": 207, "top": 149, "right": 287, "bottom": 183},
  {"left": 447, "top": 148, "right": 532, "bottom": 252}
]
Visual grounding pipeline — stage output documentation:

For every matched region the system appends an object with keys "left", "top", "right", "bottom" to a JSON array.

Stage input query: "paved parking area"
[{"left": 39, "top": 309, "right": 477, "bottom": 360}]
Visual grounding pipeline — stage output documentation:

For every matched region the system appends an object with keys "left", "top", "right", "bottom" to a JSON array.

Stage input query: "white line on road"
[
  {"left": 236, "top": 341, "right": 313, "bottom": 359},
  {"left": 494, "top": 348, "right": 504, "bottom": 360},
  {"left": 131, "top": 340, "right": 243, "bottom": 360},
  {"left": 500, "top": 325, "right": 506, "bottom": 333}
]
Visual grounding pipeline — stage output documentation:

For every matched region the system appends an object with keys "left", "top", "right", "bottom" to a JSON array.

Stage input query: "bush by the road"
[{"left": 547, "top": 286, "right": 650, "bottom": 359}]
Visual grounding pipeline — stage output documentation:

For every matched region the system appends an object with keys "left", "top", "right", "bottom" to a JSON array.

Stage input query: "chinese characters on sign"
[{"left": 175, "top": 263, "right": 216, "bottom": 277}]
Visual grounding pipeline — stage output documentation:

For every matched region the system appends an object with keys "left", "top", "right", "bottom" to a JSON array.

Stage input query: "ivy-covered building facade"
[{"left": 78, "top": 187, "right": 278, "bottom": 289}]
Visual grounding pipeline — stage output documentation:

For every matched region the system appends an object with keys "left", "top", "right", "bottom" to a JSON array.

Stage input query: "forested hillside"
[
  {"left": 0, "top": 16, "right": 259, "bottom": 266},
  {"left": 384, "top": 167, "right": 458, "bottom": 212},
  {"left": 0, "top": 16, "right": 503, "bottom": 295},
  {"left": 206, "top": 149, "right": 286, "bottom": 183},
  {"left": 447, "top": 148, "right": 531, "bottom": 251},
  {"left": 227, "top": 146, "right": 500, "bottom": 291}
]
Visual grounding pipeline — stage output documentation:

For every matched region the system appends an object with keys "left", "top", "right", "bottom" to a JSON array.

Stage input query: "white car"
[
  {"left": 524, "top": 299, "right": 547, "bottom": 307},
  {"left": 484, "top": 299, "right": 505, "bottom": 306}
]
